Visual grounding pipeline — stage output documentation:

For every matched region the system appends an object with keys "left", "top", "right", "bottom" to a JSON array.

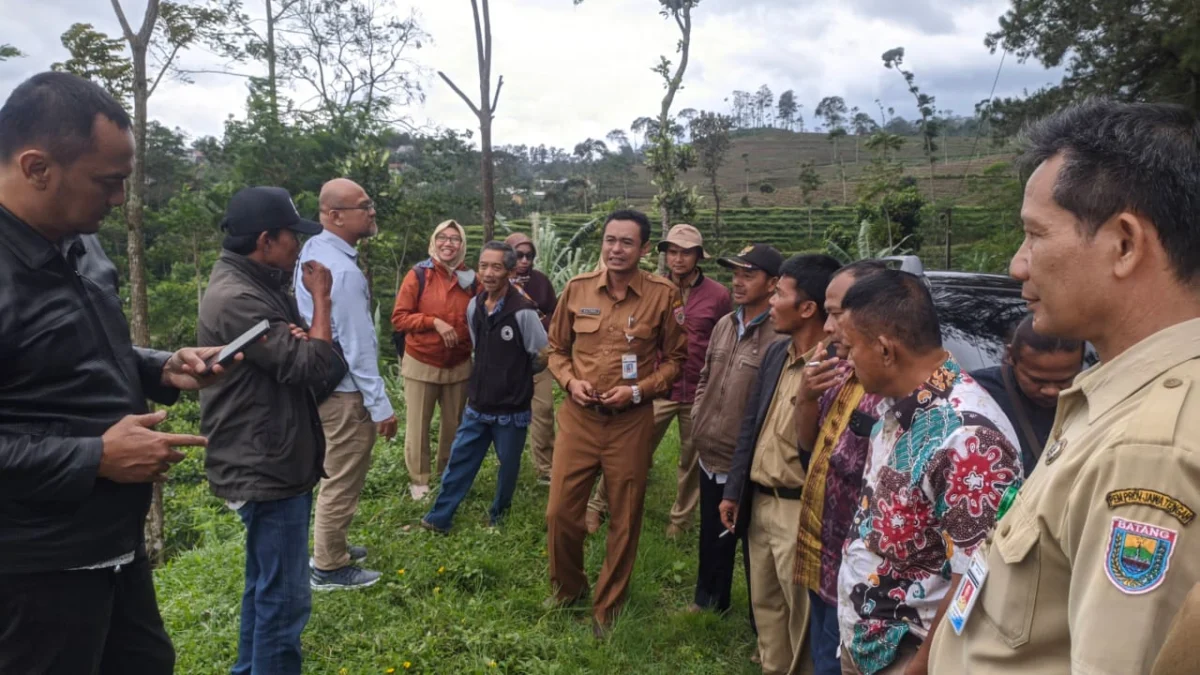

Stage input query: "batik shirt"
[
  {"left": 837, "top": 356, "right": 1022, "bottom": 675},
  {"left": 794, "top": 373, "right": 886, "bottom": 606}
]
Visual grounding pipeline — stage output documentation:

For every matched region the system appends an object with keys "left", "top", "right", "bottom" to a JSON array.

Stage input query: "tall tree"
[
  {"left": 572, "top": 137, "right": 607, "bottom": 211},
  {"left": 777, "top": 89, "right": 797, "bottom": 130},
  {"left": 689, "top": 111, "right": 733, "bottom": 237},
  {"left": 797, "top": 160, "right": 822, "bottom": 237},
  {"left": 814, "top": 95, "right": 848, "bottom": 157},
  {"left": 606, "top": 129, "right": 630, "bottom": 151},
  {"left": 630, "top": 115, "right": 656, "bottom": 150},
  {"left": 754, "top": 84, "right": 773, "bottom": 127},
  {"left": 100, "top": 0, "right": 230, "bottom": 566},
  {"left": 849, "top": 107, "right": 877, "bottom": 163},
  {"left": 440, "top": 0, "right": 504, "bottom": 242},
  {"left": 883, "top": 47, "right": 940, "bottom": 198}
]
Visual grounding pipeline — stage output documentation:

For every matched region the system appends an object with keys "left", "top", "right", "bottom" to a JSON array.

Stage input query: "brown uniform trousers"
[
  {"left": 587, "top": 399, "right": 699, "bottom": 529},
  {"left": 545, "top": 268, "right": 687, "bottom": 625}
]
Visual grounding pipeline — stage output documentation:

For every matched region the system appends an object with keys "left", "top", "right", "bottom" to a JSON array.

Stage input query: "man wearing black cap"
[
  {"left": 688, "top": 244, "right": 785, "bottom": 621},
  {"left": 199, "top": 186, "right": 342, "bottom": 675}
]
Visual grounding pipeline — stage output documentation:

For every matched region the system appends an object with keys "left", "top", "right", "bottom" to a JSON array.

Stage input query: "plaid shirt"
[{"left": 793, "top": 374, "right": 884, "bottom": 605}]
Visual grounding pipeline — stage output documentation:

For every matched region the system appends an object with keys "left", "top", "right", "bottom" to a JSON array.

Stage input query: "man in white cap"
[{"left": 586, "top": 224, "right": 731, "bottom": 537}]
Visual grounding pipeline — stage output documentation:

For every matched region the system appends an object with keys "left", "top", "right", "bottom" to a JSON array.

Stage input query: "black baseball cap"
[
  {"left": 718, "top": 244, "right": 784, "bottom": 277},
  {"left": 220, "top": 186, "right": 323, "bottom": 237}
]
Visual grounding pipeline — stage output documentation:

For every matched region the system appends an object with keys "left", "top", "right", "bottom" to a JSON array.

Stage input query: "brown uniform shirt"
[
  {"left": 548, "top": 268, "right": 687, "bottom": 402},
  {"left": 749, "top": 343, "right": 810, "bottom": 489},
  {"left": 930, "top": 318, "right": 1200, "bottom": 674}
]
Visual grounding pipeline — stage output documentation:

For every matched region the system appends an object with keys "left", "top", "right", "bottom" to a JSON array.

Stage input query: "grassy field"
[{"left": 155, "top": 395, "right": 760, "bottom": 675}]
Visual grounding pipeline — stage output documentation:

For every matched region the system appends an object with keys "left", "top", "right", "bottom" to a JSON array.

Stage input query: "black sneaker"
[
  {"left": 310, "top": 565, "right": 382, "bottom": 591},
  {"left": 308, "top": 545, "right": 368, "bottom": 570}
]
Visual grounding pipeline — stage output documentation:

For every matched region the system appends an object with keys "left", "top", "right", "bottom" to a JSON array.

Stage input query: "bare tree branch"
[
  {"left": 147, "top": 41, "right": 183, "bottom": 97},
  {"left": 438, "top": 70, "right": 481, "bottom": 116},
  {"left": 137, "top": 0, "right": 160, "bottom": 44},
  {"left": 110, "top": 0, "right": 137, "bottom": 43},
  {"left": 490, "top": 74, "right": 503, "bottom": 116}
]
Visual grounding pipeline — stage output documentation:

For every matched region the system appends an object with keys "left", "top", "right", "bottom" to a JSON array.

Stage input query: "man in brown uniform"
[
  {"left": 930, "top": 100, "right": 1200, "bottom": 674},
  {"left": 545, "top": 209, "right": 687, "bottom": 636}
]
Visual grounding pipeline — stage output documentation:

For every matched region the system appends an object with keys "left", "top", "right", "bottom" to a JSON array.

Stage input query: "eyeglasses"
[
  {"left": 516, "top": 252, "right": 536, "bottom": 261},
  {"left": 331, "top": 201, "right": 375, "bottom": 212},
  {"left": 435, "top": 234, "right": 463, "bottom": 245}
]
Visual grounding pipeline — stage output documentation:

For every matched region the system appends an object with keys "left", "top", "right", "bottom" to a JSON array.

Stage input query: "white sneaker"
[{"left": 409, "top": 483, "right": 430, "bottom": 501}]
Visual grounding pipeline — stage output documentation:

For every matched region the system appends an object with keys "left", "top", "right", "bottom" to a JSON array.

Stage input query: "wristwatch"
[{"left": 631, "top": 384, "right": 643, "bottom": 405}]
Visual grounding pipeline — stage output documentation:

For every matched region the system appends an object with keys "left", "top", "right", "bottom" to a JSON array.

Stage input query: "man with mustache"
[
  {"left": 931, "top": 100, "right": 1200, "bottom": 675},
  {"left": 544, "top": 209, "right": 687, "bottom": 638}
]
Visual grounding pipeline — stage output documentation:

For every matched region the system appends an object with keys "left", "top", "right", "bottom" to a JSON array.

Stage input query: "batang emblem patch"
[
  {"left": 674, "top": 307, "right": 686, "bottom": 325},
  {"left": 500, "top": 326, "right": 514, "bottom": 341},
  {"left": 1105, "top": 516, "right": 1177, "bottom": 594}
]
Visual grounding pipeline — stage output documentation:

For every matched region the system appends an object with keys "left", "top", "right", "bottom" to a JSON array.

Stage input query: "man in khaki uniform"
[
  {"left": 720, "top": 254, "right": 844, "bottom": 674},
  {"left": 930, "top": 100, "right": 1200, "bottom": 674},
  {"left": 545, "top": 209, "right": 687, "bottom": 636}
]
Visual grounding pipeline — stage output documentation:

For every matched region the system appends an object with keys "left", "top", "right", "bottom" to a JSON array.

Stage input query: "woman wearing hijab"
[{"left": 391, "top": 220, "right": 477, "bottom": 500}]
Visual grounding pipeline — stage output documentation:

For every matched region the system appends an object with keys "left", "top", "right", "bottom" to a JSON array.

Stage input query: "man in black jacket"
[
  {"left": 199, "top": 186, "right": 339, "bottom": 675},
  {"left": 421, "top": 241, "right": 548, "bottom": 533},
  {"left": 0, "top": 72, "right": 235, "bottom": 675},
  {"left": 720, "top": 254, "right": 842, "bottom": 674}
]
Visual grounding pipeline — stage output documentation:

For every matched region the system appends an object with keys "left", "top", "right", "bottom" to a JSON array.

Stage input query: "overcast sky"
[{"left": 0, "top": 0, "right": 1060, "bottom": 149}]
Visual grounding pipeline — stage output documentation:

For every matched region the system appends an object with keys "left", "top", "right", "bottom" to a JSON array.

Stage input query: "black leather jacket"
[{"left": 0, "top": 206, "right": 179, "bottom": 573}]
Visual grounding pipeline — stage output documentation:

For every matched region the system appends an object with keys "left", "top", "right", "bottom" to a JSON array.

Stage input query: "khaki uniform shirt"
[
  {"left": 548, "top": 268, "right": 687, "bottom": 402},
  {"left": 748, "top": 343, "right": 810, "bottom": 489},
  {"left": 931, "top": 318, "right": 1200, "bottom": 675}
]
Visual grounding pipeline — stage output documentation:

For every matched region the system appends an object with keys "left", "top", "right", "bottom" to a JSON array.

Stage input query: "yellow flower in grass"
[
  {"left": 339, "top": 669, "right": 348, "bottom": 675},
  {"left": 488, "top": 660, "right": 498, "bottom": 668},
  {"left": 437, "top": 566, "right": 445, "bottom": 574},
  {"left": 387, "top": 669, "right": 396, "bottom": 674},
  {"left": 433, "top": 586, "right": 441, "bottom": 595},
  {"left": 403, "top": 662, "right": 412, "bottom": 670},
  {"left": 397, "top": 569, "right": 406, "bottom": 576}
]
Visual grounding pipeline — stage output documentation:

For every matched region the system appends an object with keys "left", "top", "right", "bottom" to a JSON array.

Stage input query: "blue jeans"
[
  {"left": 232, "top": 492, "right": 313, "bottom": 675},
  {"left": 808, "top": 589, "right": 841, "bottom": 675},
  {"left": 423, "top": 415, "right": 528, "bottom": 531}
]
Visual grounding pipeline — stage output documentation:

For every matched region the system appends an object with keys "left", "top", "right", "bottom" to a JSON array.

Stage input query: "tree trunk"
[
  {"left": 944, "top": 207, "right": 953, "bottom": 269},
  {"left": 712, "top": 182, "right": 721, "bottom": 238},
  {"left": 480, "top": 113, "right": 496, "bottom": 242},
  {"left": 266, "top": 0, "right": 278, "bottom": 122}
]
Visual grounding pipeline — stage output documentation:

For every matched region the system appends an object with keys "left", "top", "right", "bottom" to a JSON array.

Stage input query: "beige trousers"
[
  {"left": 587, "top": 399, "right": 699, "bottom": 529},
  {"left": 403, "top": 377, "right": 468, "bottom": 486},
  {"left": 749, "top": 491, "right": 811, "bottom": 675},
  {"left": 529, "top": 369, "right": 557, "bottom": 479},
  {"left": 313, "top": 392, "right": 377, "bottom": 571}
]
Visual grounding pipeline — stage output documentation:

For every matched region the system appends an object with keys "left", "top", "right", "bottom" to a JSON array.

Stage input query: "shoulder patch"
[
  {"left": 1107, "top": 489, "right": 1195, "bottom": 525},
  {"left": 1106, "top": 516, "right": 1177, "bottom": 594}
]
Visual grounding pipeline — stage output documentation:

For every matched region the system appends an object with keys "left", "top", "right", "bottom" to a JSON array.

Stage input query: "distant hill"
[{"left": 618, "top": 128, "right": 1018, "bottom": 208}]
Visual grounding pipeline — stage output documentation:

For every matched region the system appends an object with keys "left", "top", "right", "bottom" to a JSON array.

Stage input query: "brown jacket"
[
  {"left": 692, "top": 309, "right": 785, "bottom": 475},
  {"left": 390, "top": 260, "right": 475, "bottom": 370}
]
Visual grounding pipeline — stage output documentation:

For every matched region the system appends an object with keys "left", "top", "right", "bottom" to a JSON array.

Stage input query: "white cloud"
[{"left": 0, "top": 0, "right": 1060, "bottom": 148}]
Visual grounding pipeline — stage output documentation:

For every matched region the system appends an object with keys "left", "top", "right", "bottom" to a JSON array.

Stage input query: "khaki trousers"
[
  {"left": 403, "top": 377, "right": 468, "bottom": 485},
  {"left": 529, "top": 370, "right": 557, "bottom": 479},
  {"left": 546, "top": 400, "right": 656, "bottom": 624},
  {"left": 587, "top": 399, "right": 700, "bottom": 529},
  {"left": 313, "top": 392, "right": 377, "bottom": 571},
  {"left": 749, "top": 491, "right": 811, "bottom": 675}
]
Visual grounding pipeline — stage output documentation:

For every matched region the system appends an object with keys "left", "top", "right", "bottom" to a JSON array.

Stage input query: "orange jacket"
[{"left": 390, "top": 261, "right": 475, "bottom": 369}]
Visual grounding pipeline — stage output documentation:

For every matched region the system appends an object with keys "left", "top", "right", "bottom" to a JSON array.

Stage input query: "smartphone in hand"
[{"left": 206, "top": 319, "right": 271, "bottom": 369}]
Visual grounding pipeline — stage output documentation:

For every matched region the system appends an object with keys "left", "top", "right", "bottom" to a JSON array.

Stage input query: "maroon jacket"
[
  {"left": 667, "top": 270, "right": 732, "bottom": 404},
  {"left": 512, "top": 269, "right": 558, "bottom": 331}
]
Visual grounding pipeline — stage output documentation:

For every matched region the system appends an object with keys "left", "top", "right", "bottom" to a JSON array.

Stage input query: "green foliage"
[
  {"left": 530, "top": 213, "right": 603, "bottom": 292},
  {"left": 826, "top": 219, "right": 912, "bottom": 263},
  {"left": 53, "top": 24, "right": 134, "bottom": 103},
  {"left": 0, "top": 44, "right": 21, "bottom": 61},
  {"left": 158, "top": 427, "right": 761, "bottom": 674},
  {"left": 986, "top": 0, "right": 1200, "bottom": 114}
]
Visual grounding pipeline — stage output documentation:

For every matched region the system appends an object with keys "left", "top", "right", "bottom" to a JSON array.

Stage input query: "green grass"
[{"left": 155, "top": 407, "right": 760, "bottom": 674}]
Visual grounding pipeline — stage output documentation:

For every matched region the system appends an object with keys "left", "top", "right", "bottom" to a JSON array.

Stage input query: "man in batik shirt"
[{"left": 834, "top": 270, "right": 1022, "bottom": 675}]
